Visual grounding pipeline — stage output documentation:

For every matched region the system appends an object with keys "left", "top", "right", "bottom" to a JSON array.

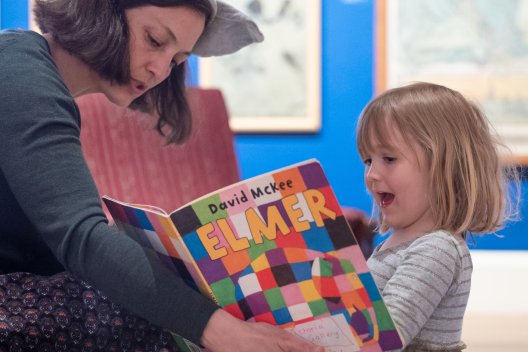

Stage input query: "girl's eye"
[
  {"left": 363, "top": 158, "right": 372, "bottom": 166},
  {"left": 383, "top": 156, "right": 396, "bottom": 163}
]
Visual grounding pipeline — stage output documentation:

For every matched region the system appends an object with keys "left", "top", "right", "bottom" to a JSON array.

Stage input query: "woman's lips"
[{"left": 131, "top": 79, "right": 146, "bottom": 95}]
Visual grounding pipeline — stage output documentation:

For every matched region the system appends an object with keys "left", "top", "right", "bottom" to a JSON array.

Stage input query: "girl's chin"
[{"left": 380, "top": 215, "right": 396, "bottom": 228}]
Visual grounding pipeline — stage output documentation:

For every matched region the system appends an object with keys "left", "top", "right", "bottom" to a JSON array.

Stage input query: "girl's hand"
[{"left": 201, "top": 309, "right": 325, "bottom": 352}]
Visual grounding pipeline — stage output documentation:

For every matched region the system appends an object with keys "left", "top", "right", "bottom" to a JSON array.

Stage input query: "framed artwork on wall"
[
  {"left": 199, "top": 0, "right": 321, "bottom": 133},
  {"left": 377, "top": 0, "right": 528, "bottom": 163},
  {"left": 29, "top": 0, "right": 37, "bottom": 31}
]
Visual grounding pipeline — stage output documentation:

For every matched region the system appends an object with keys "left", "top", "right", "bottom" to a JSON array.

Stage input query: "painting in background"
[
  {"left": 28, "top": 0, "right": 38, "bottom": 32},
  {"left": 380, "top": 0, "right": 528, "bottom": 161},
  {"left": 200, "top": 0, "right": 321, "bottom": 133}
]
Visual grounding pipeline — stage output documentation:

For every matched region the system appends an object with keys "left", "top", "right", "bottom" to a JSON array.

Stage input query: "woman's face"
[{"left": 101, "top": 5, "right": 206, "bottom": 107}]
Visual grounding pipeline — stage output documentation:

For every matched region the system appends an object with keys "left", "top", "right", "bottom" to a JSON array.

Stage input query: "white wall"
[{"left": 467, "top": 251, "right": 528, "bottom": 315}]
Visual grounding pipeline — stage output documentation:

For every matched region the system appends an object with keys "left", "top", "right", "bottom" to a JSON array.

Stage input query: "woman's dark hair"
[{"left": 34, "top": 0, "right": 214, "bottom": 144}]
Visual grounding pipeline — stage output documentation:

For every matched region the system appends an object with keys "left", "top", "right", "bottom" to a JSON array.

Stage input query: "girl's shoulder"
[
  {"left": 369, "top": 230, "right": 472, "bottom": 287},
  {"left": 373, "top": 230, "right": 470, "bottom": 262},
  {"left": 407, "top": 230, "right": 472, "bottom": 267},
  {"left": 413, "top": 230, "right": 465, "bottom": 246},
  {"left": 413, "top": 230, "right": 467, "bottom": 249},
  {"left": 371, "top": 231, "right": 473, "bottom": 274},
  {"left": 374, "top": 230, "right": 463, "bottom": 252}
]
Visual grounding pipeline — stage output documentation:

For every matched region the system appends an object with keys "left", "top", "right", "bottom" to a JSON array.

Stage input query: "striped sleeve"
[{"left": 378, "top": 234, "right": 460, "bottom": 346}]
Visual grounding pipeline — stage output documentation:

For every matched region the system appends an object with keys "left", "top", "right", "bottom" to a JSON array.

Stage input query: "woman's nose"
[{"left": 147, "top": 58, "right": 171, "bottom": 81}]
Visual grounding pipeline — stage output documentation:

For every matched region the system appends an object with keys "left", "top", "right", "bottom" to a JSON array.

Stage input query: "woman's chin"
[{"left": 104, "top": 94, "right": 134, "bottom": 108}]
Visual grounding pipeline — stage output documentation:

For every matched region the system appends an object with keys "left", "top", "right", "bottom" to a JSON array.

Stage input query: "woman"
[{"left": 0, "top": 0, "right": 323, "bottom": 351}]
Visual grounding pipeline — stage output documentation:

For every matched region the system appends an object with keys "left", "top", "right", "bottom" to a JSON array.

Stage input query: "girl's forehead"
[
  {"left": 365, "top": 123, "right": 425, "bottom": 161},
  {"left": 365, "top": 119, "right": 405, "bottom": 149}
]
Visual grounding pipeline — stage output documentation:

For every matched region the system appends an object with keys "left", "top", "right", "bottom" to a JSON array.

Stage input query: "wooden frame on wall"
[
  {"left": 29, "top": 0, "right": 37, "bottom": 31},
  {"left": 374, "top": 0, "right": 387, "bottom": 96},
  {"left": 199, "top": 0, "right": 321, "bottom": 133},
  {"left": 376, "top": 0, "right": 528, "bottom": 164}
]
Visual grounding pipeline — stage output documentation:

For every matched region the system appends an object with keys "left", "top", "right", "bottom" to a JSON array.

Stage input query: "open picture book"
[{"left": 102, "top": 159, "right": 402, "bottom": 352}]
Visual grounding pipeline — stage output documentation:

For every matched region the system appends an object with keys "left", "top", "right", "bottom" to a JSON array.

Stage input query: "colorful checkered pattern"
[{"left": 103, "top": 160, "right": 402, "bottom": 351}]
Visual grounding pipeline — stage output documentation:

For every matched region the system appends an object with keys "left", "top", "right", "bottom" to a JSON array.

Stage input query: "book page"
[
  {"left": 102, "top": 196, "right": 169, "bottom": 216},
  {"left": 288, "top": 314, "right": 360, "bottom": 352}
]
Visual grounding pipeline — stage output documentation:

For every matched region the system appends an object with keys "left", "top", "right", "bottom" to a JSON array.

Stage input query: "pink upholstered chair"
[{"left": 77, "top": 88, "right": 239, "bottom": 213}]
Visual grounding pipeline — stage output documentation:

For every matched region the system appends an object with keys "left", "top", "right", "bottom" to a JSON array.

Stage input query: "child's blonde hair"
[{"left": 357, "top": 82, "right": 519, "bottom": 236}]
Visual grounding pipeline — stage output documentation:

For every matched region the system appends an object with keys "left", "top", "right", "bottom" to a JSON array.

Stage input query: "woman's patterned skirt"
[{"left": 0, "top": 272, "right": 185, "bottom": 352}]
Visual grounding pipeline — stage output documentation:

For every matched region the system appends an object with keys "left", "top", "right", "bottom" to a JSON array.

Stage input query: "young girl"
[{"left": 356, "top": 82, "right": 519, "bottom": 351}]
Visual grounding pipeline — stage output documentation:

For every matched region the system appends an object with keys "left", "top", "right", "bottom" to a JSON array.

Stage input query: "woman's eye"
[{"left": 148, "top": 34, "right": 161, "bottom": 48}]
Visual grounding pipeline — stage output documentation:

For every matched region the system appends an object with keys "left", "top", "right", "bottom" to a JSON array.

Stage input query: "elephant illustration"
[{"left": 234, "top": 247, "right": 380, "bottom": 347}]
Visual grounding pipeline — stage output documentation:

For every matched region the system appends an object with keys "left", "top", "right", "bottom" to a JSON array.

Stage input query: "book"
[{"left": 103, "top": 159, "right": 403, "bottom": 351}]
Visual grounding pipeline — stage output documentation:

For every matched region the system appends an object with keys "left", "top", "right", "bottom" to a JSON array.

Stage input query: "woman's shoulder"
[
  {"left": 0, "top": 31, "right": 77, "bottom": 128},
  {"left": 0, "top": 30, "right": 48, "bottom": 55},
  {"left": 0, "top": 30, "right": 69, "bottom": 101},
  {"left": 0, "top": 30, "right": 54, "bottom": 76}
]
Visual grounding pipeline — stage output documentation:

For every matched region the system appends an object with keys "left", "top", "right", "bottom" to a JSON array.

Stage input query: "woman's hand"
[{"left": 201, "top": 309, "right": 325, "bottom": 352}]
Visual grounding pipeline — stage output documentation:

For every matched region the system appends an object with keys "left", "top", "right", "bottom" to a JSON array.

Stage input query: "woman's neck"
[{"left": 43, "top": 33, "right": 100, "bottom": 98}]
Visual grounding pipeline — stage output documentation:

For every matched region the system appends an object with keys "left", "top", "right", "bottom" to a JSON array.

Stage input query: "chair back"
[{"left": 77, "top": 88, "right": 240, "bottom": 213}]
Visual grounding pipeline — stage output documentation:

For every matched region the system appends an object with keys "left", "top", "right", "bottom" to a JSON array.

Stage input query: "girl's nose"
[{"left": 365, "top": 162, "right": 380, "bottom": 182}]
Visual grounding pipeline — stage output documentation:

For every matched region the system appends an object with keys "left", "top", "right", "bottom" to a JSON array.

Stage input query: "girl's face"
[
  {"left": 101, "top": 5, "right": 206, "bottom": 106},
  {"left": 363, "top": 127, "right": 435, "bottom": 241}
]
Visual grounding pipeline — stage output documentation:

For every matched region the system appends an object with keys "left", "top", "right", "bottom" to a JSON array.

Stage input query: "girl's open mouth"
[{"left": 380, "top": 192, "right": 394, "bottom": 208}]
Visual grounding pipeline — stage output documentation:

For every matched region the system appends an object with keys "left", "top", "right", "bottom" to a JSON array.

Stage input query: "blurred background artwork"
[
  {"left": 381, "top": 0, "right": 528, "bottom": 161},
  {"left": 199, "top": 0, "right": 321, "bottom": 132}
]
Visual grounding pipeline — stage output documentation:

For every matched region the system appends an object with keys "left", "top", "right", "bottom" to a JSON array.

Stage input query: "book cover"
[{"left": 103, "top": 159, "right": 402, "bottom": 351}]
